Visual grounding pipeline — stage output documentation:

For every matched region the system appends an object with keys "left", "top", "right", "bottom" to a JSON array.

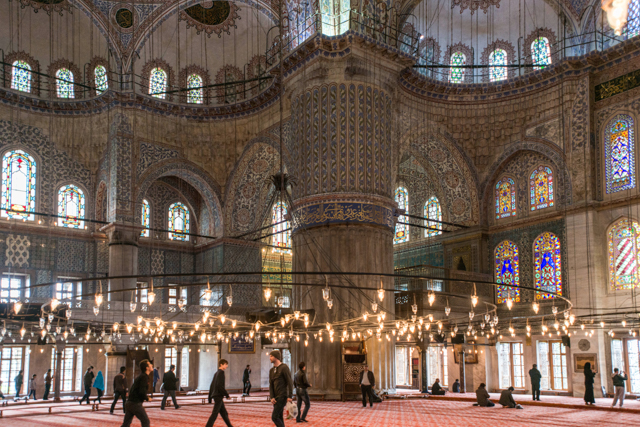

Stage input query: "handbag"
[{"left": 285, "top": 400, "right": 298, "bottom": 419}]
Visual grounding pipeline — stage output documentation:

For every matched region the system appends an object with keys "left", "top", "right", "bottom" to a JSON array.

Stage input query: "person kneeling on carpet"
[
  {"left": 475, "top": 383, "right": 495, "bottom": 407},
  {"left": 431, "top": 379, "right": 446, "bottom": 396},
  {"left": 499, "top": 387, "right": 523, "bottom": 409}
]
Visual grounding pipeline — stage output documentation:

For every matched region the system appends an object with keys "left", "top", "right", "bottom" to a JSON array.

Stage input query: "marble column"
[
  {"left": 54, "top": 336, "right": 65, "bottom": 402},
  {"left": 103, "top": 223, "right": 141, "bottom": 302}
]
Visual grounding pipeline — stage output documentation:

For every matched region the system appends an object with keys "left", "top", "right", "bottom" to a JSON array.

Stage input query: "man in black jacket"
[
  {"left": 529, "top": 364, "right": 542, "bottom": 401},
  {"left": 452, "top": 379, "right": 461, "bottom": 393},
  {"left": 359, "top": 365, "right": 375, "bottom": 408},
  {"left": 269, "top": 350, "right": 293, "bottom": 427},
  {"left": 242, "top": 365, "right": 251, "bottom": 396},
  {"left": 161, "top": 364, "right": 180, "bottom": 410},
  {"left": 206, "top": 359, "right": 233, "bottom": 427},
  {"left": 431, "top": 378, "right": 446, "bottom": 395},
  {"left": 79, "top": 366, "right": 94, "bottom": 404},
  {"left": 110, "top": 366, "right": 127, "bottom": 415},
  {"left": 294, "top": 361, "right": 311, "bottom": 423},
  {"left": 121, "top": 359, "right": 153, "bottom": 427}
]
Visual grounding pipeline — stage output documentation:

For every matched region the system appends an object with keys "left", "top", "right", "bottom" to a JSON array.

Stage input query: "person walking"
[
  {"left": 153, "top": 367, "right": 160, "bottom": 393},
  {"left": 43, "top": 369, "right": 53, "bottom": 400},
  {"left": 28, "top": 374, "right": 37, "bottom": 400},
  {"left": 294, "top": 361, "right": 311, "bottom": 423},
  {"left": 268, "top": 350, "right": 293, "bottom": 427},
  {"left": 94, "top": 371, "right": 105, "bottom": 404},
  {"left": 529, "top": 364, "right": 542, "bottom": 401},
  {"left": 583, "top": 362, "right": 597, "bottom": 405},
  {"left": 611, "top": 368, "right": 628, "bottom": 408},
  {"left": 14, "top": 370, "right": 23, "bottom": 398},
  {"left": 242, "top": 365, "right": 252, "bottom": 396},
  {"left": 475, "top": 383, "right": 495, "bottom": 407},
  {"left": 110, "top": 366, "right": 127, "bottom": 415},
  {"left": 0, "top": 380, "right": 5, "bottom": 399},
  {"left": 161, "top": 364, "right": 180, "bottom": 410},
  {"left": 359, "top": 365, "right": 375, "bottom": 408},
  {"left": 121, "top": 359, "right": 153, "bottom": 427},
  {"left": 79, "top": 366, "right": 94, "bottom": 404},
  {"left": 205, "top": 359, "right": 234, "bottom": 427}
]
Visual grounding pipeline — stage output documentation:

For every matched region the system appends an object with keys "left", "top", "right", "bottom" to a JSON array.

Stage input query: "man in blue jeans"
[
  {"left": 110, "top": 366, "right": 127, "bottom": 414},
  {"left": 294, "top": 361, "right": 311, "bottom": 423},
  {"left": 269, "top": 350, "right": 293, "bottom": 427},
  {"left": 79, "top": 366, "right": 94, "bottom": 404}
]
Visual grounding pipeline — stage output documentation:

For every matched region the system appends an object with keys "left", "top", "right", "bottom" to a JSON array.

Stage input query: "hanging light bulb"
[
  {"left": 532, "top": 301, "right": 539, "bottom": 313},
  {"left": 93, "top": 306, "right": 100, "bottom": 316},
  {"left": 63, "top": 329, "right": 68, "bottom": 340},
  {"left": 178, "top": 298, "right": 186, "bottom": 309},
  {"left": 428, "top": 291, "right": 435, "bottom": 306},
  {"left": 14, "top": 301, "right": 22, "bottom": 315},
  {"left": 147, "top": 291, "right": 156, "bottom": 305},
  {"left": 126, "top": 324, "right": 133, "bottom": 334},
  {"left": 294, "top": 311, "right": 300, "bottom": 320},
  {"left": 264, "top": 287, "right": 272, "bottom": 301},
  {"left": 41, "top": 329, "right": 47, "bottom": 338},
  {"left": 378, "top": 278, "right": 385, "bottom": 301},
  {"left": 66, "top": 309, "right": 72, "bottom": 319},
  {"left": 50, "top": 298, "right": 59, "bottom": 311},
  {"left": 304, "top": 339, "right": 309, "bottom": 347},
  {"left": 130, "top": 301, "right": 137, "bottom": 313},
  {"left": 552, "top": 305, "right": 558, "bottom": 315},
  {"left": 220, "top": 315, "right": 226, "bottom": 324},
  {"left": 20, "top": 324, "right": 26, "bottom": 338},
  {"left": 322, "top": 283, "right": 330, "bottom": 301},
  {"left": 281, "top": 317, "right": 286, "bottom": 327},
  {"left": 95, "top": 293, "right": 103, "bottom": 306},
  {"left": 469, "top": 311, "right": 475, "bottom": 321},
  {"left": 363, "top": 312, "right": 369, "bottom": 321},
  {"left": 255, "top": 322, "right": 261, "bottom": 332},
  {"left": 602, "top": 0, "right": 632, "bottom": 36},
  {"left": 203, "top": 311, "right": 210, "bottom": 322},
  {"left": 226, "top": 295, "right": 233, "bottom": 307},
  {"left": 471, "top": 294, "right": 478, "bottom": 307},
  {"left": 327, "top": 298, "right": 333, "bottom": 309},
  {"left": 277, "top": 296, "right": 285, "bottom": 307},
  {"left": 506, "top": 298, "right": 513, "bottom": 310},
  {"left": 372, "top": 302, "right": 378, "bottom": 313}
]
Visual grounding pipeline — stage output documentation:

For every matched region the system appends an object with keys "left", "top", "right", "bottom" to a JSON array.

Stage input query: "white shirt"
[{"left": 361, "top": 372, "right": 370, "bottom": 386}]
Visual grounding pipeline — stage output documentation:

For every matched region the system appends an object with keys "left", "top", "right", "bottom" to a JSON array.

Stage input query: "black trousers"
[
  {"left": 43, "top": 384, "right": 51, "bottom": 400},
  {"left": 432, "top": 390, "right": 446, "bottom": 396},
  {"left": 296, "top": 388, "right": 310, "bottom": 421},
  {"left": 161, "top": 390, "right": 179, "bottom": 409},
  {"left": 95, "top": 388, "right": 104, "bottom": 403},
  {"left": 28, "top": 389, "right": 36, "bottom": 400},
  {"left": 271, "top": 396, "right": 287, "bottom": 427},
  {"left": 205, "top": 397, "right": 233, "bottom": 427},
  {"left": 361, "top": 385, "right": 374, "bottom": 407},
  {"left": 243, "top": 381, "right": 251, "bottom": 395},
  {"left": 15, "top": 383, "right": 21, "bottom": 398},
  {"left": 111, "top": 391, "right": 126, "bottom": 413},
  {"left": 121, "top": 401, "right": 150, "bottom": 427},
  {"left": 532, "top": 385, "right": 540, "bottom": 400},
  {"left": 79, "top": 386, "right": 91, "bottom": 403}
]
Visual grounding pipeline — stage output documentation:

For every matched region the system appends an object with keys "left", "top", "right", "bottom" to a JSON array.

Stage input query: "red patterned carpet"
[{"left": 3, "top": 398, "right": 640, "bottom": 426}]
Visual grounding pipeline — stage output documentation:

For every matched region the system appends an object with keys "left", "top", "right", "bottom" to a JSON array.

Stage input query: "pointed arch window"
[
  {"left": 57, "top": 184, "right": 85, "bottom": 229},
  {"left": 531, "top": 37, "right": 551, "bottom": 70},
  {"left": 605, "top": 114, "right": 636, "bottom": 194},
  {"left": 424, "top": 196, "right": 442, "bottom": 237},
  {"left": 94, "top": 65, "right": 108, "bottom": 95},
  {"left": 495, "top": 177, "right": 516, "bottom": 219},
  {"left": 450, "top": 52, "right": 465, "bottom": 83},
  {"left": 489, "top": 49, "right": 507, "bottom": 82},
  {"left": 608, "top": 218, "right": 640, "bottom": 290},
  {"left": 141, "top": 199, "right": 150, "bottom": 237},
  {"left": 272, "top": 201, "right": 291, "bottom": 254},
  {"left": 56, "top": 68, "right": 75, "bottom": 98},
  {"left": 149, "top": 68, "right": 167, "bottom": 99},
  {"left": 628, "top": 0, "right": 640, "bottom": 38},
  {"left": 534, "top": 232, "right": 562, "bottom": 299},
  {"left": 394, "top": 187, "right": 409, "bottom": 244},
  {"left": 495, "top": 240, "right": 520, "bottom": 304},
  {"left": 11, "top": 60, "right": 31, "bottom": 93},
  {"left": 530, "top": 166, "right": 554, "bottom": 211},
  {"left": 187, "top": 74, "right": 203, "bottom": 104},
  {"left": 168, "top": 202, "right": 189, "bottom": 241},
  {"left": 1, "top": 150, "right": 36, "bottom": 221}
]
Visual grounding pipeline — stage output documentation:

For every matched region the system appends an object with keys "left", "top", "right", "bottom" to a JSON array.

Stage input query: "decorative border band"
[{"left": 293, "top": 201, "right": 394, "bottom": 231}]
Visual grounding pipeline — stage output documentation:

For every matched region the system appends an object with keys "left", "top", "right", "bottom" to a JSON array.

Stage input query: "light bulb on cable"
[
  {"left": 14, "top": 301, "right": 22, "bottom": 315},
  {"left": 378, "top": 278, "right": 385, "bottom": 301},
  {"left": 532, "top": 301, "right": 539, "bottom": 313},
  {"left": 602, "top": 0, "right": 632, "bottom": 36},
  {"left": 506, "top": 298, "right": 513, "bottom": 310},
  {"left": 147, "top": 291, "right": 156, "bottom": 305}
]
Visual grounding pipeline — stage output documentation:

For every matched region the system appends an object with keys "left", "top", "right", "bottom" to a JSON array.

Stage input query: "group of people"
[
  {"left": 78, "top": 366, "right": 106, "bottom": 404},
  {"left": 10, "top": 369, "right": 55, "bottom": 401}
]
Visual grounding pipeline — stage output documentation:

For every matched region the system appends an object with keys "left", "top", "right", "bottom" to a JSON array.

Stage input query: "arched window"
[
  {"left": 495, "top": 240, "right": 520, "bottom": 304},
  {"left": 495, "top": 177, "right": 516, "bottom": 219},
  {"left": 320, "top": 0, "right": 350, "bottom": 36},
  {"left": 530, "top": 166, "right": 554, "bottom": 211},
  {"left": 149, "top": 68, "right": 167, "bottom": 99},
  {"left": 450, "top": 52, "right": 465, "bottom": 83},
  {"left": 57, "top": 184, "right": 85, "bottom": 229},
  {"left": 94, "top": 65, "right": 108, "bottom": 95},
  {"left": 534, "top": 232, "right": 562, "bottom": 299},
  {"left": 272, "top": 201, "right": 291, "bottom": 254},
  {"left": 141, "top": 199, "right": 150, "bottom": 237},
  {"left": 608, "top": 218, "right": 640, "bottom": 290},
  {"left": 531, "top": 37, "right": 551, "bottom": 70},
  {"left": 168, "top": 202, "right": 189, "bottom": 241},
  {"left": 489, "top": 49, "right": 507, "bottom": 82},
  {"left": 628, "top": 0, "right": 640, "bottom": 38},
  {"left": 424, "top": 196, "right": 442, "bottom": 237},
  {"left": 11, "top": 60, "right": 31, "bottom": 93},
  {"left": 187, "top": 74, "right": 203, "bottom": 104},
  {"left": 605, "top": 114, "right": 636, "bottom": 194},
  {"left": 56, "top": 68, "right": 75, "bottom": 98},
  {"left": 394, "top": 187, "right": 409, "bottom": 244},
  {"left": 1, "top": 150, "right": 36, "bottom": 221}
]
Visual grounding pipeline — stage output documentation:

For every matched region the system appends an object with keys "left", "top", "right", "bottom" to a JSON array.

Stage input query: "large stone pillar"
[
  {"left": 103, "top": 223, "right": 140, "bottom": 302},
  {"left": 54, "top": 337, "right": 65, "bottom": 402}
]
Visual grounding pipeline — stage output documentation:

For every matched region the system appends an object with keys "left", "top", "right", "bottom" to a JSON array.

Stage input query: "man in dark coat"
[
  {"left": 14, "top": 371, "right": 23, "bottom": 398},
  {"left": 452, "top": 379, "right": 461, "bottom": 393},
  {"left": 529, "top": 364, "right": 542, "bottom": 401},
  {"left": 431, "top": 378, "right": 446, "bottom": 395},
  {"left": 359, "top": 365, "right": 376, "bottom": 408},
  {"left": 161, "top": 364, "right": 180, "bottom": 410},
  {"left": 206, "top": 359, "right": 233, "bottom": 427},
  {"left": 269, "top": 350, "right": 293, "bottom": 427},
  {"left": 110, "top": 366, "right": 127, "bottom": 414},
  {"left": 294, "top": 361, "right": 311, "bottom": 423},
  {"left": 499, "top": 386, "right": 523, "bottom": 409},
  {"left": 121, "top": 359, "right": 153, "bottom": 427},
  {"left": 79, "top": 366, "right": 94, "bottom": 404},
  {"left": 43, "top": 369, "right": 53, "bottom": 400},
  {"left": 242, "top": 365, "right": 251, "bottom": 396}
]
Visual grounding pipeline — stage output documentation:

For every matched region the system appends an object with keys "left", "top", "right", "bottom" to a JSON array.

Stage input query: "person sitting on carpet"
[
  {"left": 475, "top": 383, "right": 495, "bottom": 407},
  {"left": 452, "top": 379, "right": 461, "bottom": 393},
  {"left": 499, "top": 387, "right": 523, "bottom": 409},
  {"left": 431, "top": 379, "right": 446, "bottom": 395}
]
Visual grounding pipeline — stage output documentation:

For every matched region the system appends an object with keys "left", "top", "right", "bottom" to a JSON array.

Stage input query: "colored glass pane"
[
  {"left": 608, "top": 218, "right": 640, "bottom": 291},
  {"left": 94, "top": 65, "right": 108, "bottom": 95},
  {"left": 605, "top": 115, "right": 636, "bottom": 194},
  {"left": 187, "top": 74, "right": 203, "bottom": 104},
  {"left": 495, "top": 240, "right": 520, "bottom": 304},
  {"left": 320, "top": 0, "right": 350, "bottom": 36},
  {"left": 495, "top": 177, "right": 516, "bottom": 219},
  {"left": 489, "top": 49, "right": 507, "bottom": 82},
  {"left": 1, "top": 150, "right": 36, "bottom": 221},
  {"left": 534, "top": 232, "right": 562, "bottom": 299},
  {"left": 224, "top": 71, "right": 237, "bottom": 103},
  {"left": 532, "top": 37, "right": 551, "bottom": 70},
  {"left": 56, "top": 68, "right": 75, "bottom": 98},
  {"left": 141, "top": 199, "right": 150, "bottom": 237},
  {"left": 530, "top": 166, "right": 554, "bottom": 210},
  {"left": 628, "top": 0, "right": 640, "bottom": 38},
  {"left": 168, "top": 202, "right": 190, "bottom": 241},
  {"left": 450, "top": 52, "right": 465, "bottom": 83},
  {"left": 272, "top": 201, "right": 291, "bottom": 254},
  {"left": 424, "top": 196, "right": 442, "bottom": 237},
  {"left": 149, "top": 68, "right": 167, "bottom": 99},
  {"left": 11, "top": 60, "right": 31, "bottom": 93},
  {"left": 57, "top": 184, "right": 85, "bottom": 229},
  {"left": 394, "top": 187, "right": 409, "bottom": 244}
]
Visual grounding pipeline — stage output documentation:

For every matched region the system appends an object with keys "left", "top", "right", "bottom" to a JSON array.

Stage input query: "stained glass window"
[
  {"left": 56, "top": 68, "right": 75, "bottom": 98},
  {"left": 530, "top": 166, "right": 554, "bottom": 210},
  {"left": 608, "top": 218, "right": 640, "bottom": 290},
  {"left": 495, "top": 177, "right": 516, "bottom": 219},
  {"left": 534, "top": 232, "right": 562, "bottom": 299},
  {"left": 11, "top": 60, "right": 31, "bottom": 93},
  {"left": 320, "top": 0, "right": 350, "bottom": 36},
  {"left": 495, "top": 240, "right": 520, "bottom": 304},
  {"left": 417, "top": 42, "right": 436, "bottom": 78},
  {"left": 489, "top": 49, "right": 507, "bottom": 82},
  {"left": 394, "top": 187, "right": 409, "bottom": 244},
  {"left": 187, "top": 74, "right": 203, "bottom": 104},
  {"left": 141, "top": 199, "right": 150, "bottom": 237},
  {"left": 424, "top": 196, "right": 442, "bottom": 237},
  {"left": 1, "top": 150, "right": 36, "bottom": 221},
  {"left": 94, "top": 65, "right": 108, "bottom": 95},
  {"left": 168, "top": 202, "right": 189, "bottom": 241},
  {"left": 272, "top": 201, "right": 291, "bottom": 254},
  {"left": 605, "top": 114, "right": 636, "bottom": 194},
  {"left": 57, "top": 184, "right": 85, "bottom": 229},
  {"left": 531, "top": 37, "right": 551, "bottom": 70},
  {"left": 450, "top": 52, "right": 465, "bottom": 83},
  {"left": 628, "top": 0, "right": 640, "bottom": 38},
  {"left": 149, "top": 68, "right": 167, "bottom": 99}
]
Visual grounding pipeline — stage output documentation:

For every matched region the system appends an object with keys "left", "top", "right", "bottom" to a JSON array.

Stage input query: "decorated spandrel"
[
  {"left": 394, "top": 187, "right": 409, "bottom": 244},
  {"left": 168, "top": 202, "right": 190, "bottom": 241},
  {"left": 11, "top": 60, "right": 31, "bottom": 93},
  {"left": 1, "top": 150, "right": 36, "bottom": 221},
  {"left": 56, "top": 68, "right": 75, "bottom": 98},
  {"left": 187, "top": 74, "right": 203, "bottom": 104},
  {"left": 272, "top": 201, "right": 291, "bottom": 254},
  {"left": 532, "top": 37, "right": 551, "bottom": 70},
  {"left": 94, "top": 65, "right": 108, "bottom": 95},
  {"left": 608, "top": 218, "right": 640, "bottom": 291},
  {"left": 57, "top": 184, "right": 85, "bottom": 229},
  {"left": 141, "top": 199, "right": 150, "bottom": 237},
  {"left": 530, "top": 166, "right": 554, "bottom": 210},
  {"left": 424, "top": 196, "right": 442, "bottom": 237},
  {"left": 534, "top": 232, "right": 562, "bottom": 299},
  {"left": 605, "top": 115, "right": 636, "bottom": 194},
  {"left": 489, "top": 49, "right": 507, "bottom": 82},
  {"left": 450, "top": 52, "right": 465, "bottom": 83},
  {"left": 495, "top": 240, "right": 520, "bottom": 304},
  {"left": 149, "top": 68, "right": 167, "bottom": 99},
  {"left": 495, "top": 177, "right": 516, "bottom": 219}
]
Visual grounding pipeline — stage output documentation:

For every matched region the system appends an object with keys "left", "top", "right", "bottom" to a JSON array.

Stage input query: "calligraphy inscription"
[
  {"left": 595, "top": 68, "right": 640, "bottom": 102},
  {"left": 294, "top": 202, "right": 393, "bottom": 230}
]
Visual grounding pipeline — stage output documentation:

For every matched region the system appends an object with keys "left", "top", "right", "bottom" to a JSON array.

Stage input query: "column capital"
[{"left": 101, "top": 222, "right": 144, "bottom": 246}]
